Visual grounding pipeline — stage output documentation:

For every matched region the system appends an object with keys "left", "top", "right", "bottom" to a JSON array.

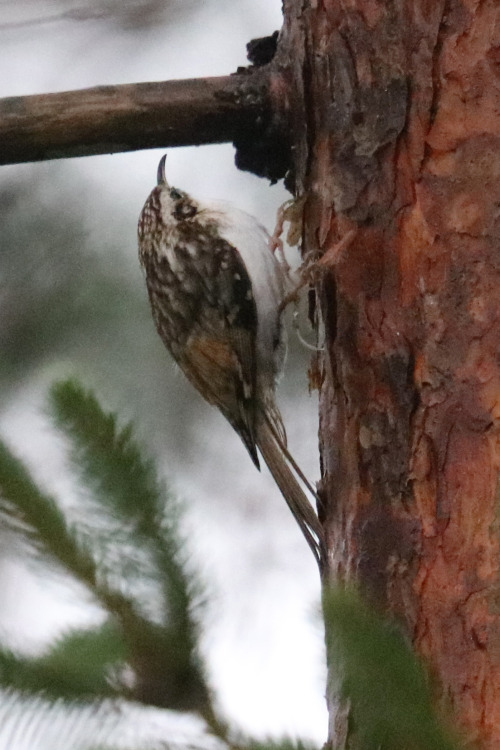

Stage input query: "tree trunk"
[{"left": 277, "top": 1, "right": 500, "bottom": 747}]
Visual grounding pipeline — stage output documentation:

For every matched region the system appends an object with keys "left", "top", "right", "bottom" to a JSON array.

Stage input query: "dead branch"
[{"left": 0, "top": 72, "right": 270, "bottom": 165}]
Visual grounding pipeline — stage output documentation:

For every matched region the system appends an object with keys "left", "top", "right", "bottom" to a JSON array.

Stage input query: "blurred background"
[{"left": 0, "top": 1, "right": 325, "bottom": 747}]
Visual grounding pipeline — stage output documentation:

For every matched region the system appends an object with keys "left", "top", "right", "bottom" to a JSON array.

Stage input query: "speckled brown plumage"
[{"left": 138, "top": 156, "right": 325, "bottom": 567}]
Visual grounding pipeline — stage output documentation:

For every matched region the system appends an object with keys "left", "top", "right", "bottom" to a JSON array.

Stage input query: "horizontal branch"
[{"left": 0, "top": 72, "right": 271, "bottom": 165}]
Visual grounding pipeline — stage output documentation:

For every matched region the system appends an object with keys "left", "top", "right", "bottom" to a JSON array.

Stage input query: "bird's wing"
[{"left": 178, "top": 237, "right": 261, "bottom": 466}]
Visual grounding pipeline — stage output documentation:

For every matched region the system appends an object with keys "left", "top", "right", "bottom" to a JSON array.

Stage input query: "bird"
[{"left": 138, "top": 155, "right": 324, "bottom": 567}]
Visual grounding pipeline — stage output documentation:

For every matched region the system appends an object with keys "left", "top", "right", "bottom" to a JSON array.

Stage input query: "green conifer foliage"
[{"left": 0, "top": 379, "right": 461, "bottom": 749}]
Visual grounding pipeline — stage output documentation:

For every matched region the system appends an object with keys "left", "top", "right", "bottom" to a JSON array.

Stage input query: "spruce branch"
[
  {"left": 0, "top": 435, "right": 152, "bottom": 631},
  {"left": 0, "top": 624, "right": 125, "bottom": 701},
  {"left": 49, "top": 379, "right": 208, "bottom": 710},
  {"left": 0, "top": 438, "right": 101, "bottom": 588},
  {"left": 0, "top": 692, "right": 124, "bottom": 750},
  {"left": 0, "top": 379, "right": 212, "bottom": 715}
]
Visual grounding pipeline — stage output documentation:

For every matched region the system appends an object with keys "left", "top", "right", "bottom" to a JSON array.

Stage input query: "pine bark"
[{"left": 276, "top": 1, "right": 500, "bottom": 747}]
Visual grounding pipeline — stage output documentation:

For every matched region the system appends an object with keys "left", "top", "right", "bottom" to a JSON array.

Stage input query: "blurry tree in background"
[
  {"left": 0, "top": 171, "right": 142, "bottom": 389},
  {"left": 0, "top": 163, "right": 193, "bottom": 446},
  {"left": 0, "top": 0, "right": 199, "bottom": 32}
]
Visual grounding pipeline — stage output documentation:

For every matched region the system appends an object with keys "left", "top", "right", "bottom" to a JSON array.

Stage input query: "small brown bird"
[{"left": 138, "top": 156, "right": 324, "bottom": 566}]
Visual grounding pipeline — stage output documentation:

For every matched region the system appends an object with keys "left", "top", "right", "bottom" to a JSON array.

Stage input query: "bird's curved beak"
[{"left": 157, "top": 154, "right": 169, "bottom": 187}]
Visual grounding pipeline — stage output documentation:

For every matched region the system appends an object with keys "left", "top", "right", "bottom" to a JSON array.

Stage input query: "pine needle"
[{"left": 48, "top": 379, "right": 209, "bottom": 712}]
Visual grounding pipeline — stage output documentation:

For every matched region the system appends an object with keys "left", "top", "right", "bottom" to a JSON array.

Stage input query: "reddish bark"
[{"left": 276, "top": 0, "right": 500, "bottom": 747}]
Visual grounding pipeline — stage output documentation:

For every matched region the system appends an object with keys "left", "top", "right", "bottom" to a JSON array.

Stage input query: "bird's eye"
[
  {"left": 174, "top": 202, "right": 198, "bottom": 220},
  {"left": 170, "top": 188, "right": 182, "bottom": 201}
]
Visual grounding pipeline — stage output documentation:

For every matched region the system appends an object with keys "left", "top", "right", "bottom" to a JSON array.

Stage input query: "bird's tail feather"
[
  {"left": 257, "top": 416, "right": 324, "bottom": 567},
  {"left": 263, "top": 413, "right": 319, "bottom": 500}
]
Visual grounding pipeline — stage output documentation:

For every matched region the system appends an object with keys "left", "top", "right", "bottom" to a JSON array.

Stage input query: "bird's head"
[{"left": 156, "top": 154, "right": 199, "bottom": 223}]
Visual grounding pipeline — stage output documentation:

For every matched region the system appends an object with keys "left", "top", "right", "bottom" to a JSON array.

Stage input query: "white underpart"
[{"left": 202, "top": 201, "right": 287, "bottom": 386}]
